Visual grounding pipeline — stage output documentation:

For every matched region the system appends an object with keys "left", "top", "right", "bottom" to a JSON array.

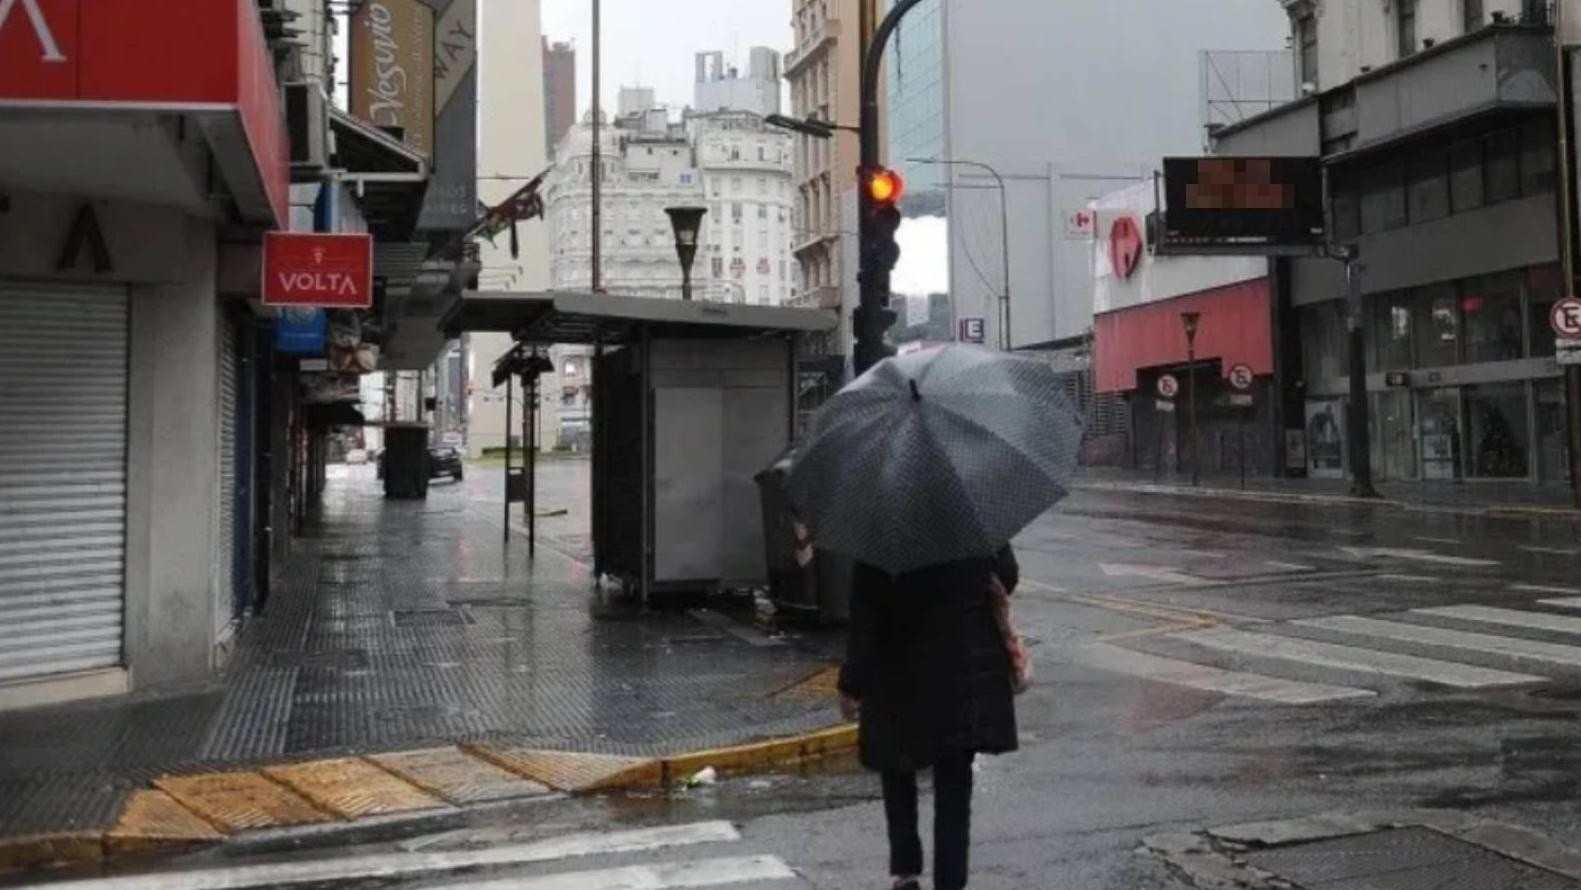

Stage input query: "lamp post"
[
  {"left": 665, "top": 207, "right": 708, "bottom": 302},
  {"left": 909, "top": 157, "right": 1012, "bottom": 350},
  {"left": 1181, "top": 311, "right": 1202, "bottom": 487}
]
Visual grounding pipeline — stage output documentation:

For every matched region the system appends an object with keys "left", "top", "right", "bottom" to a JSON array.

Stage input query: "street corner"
[{"left": 1142, "top": 811, "right": 1581, "bottom": 889}]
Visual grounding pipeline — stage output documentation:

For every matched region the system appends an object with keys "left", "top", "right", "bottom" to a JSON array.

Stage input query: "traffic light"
[{"left": 855, "top": 166, "right": 905, "bottom": 371}]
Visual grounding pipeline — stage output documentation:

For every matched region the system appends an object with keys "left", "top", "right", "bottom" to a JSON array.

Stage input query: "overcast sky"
[{"left": 540, "top": 0, "right": 793, "bottom": 115}]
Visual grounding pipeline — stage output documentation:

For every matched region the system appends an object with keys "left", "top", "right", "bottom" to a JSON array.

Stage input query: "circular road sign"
[
  {"left": 1228, "top": 364, "right": 1255, "bottom": 392},
  {"left": 1157, "top": 374, "right": 1180, "bottom": 400},
  {"left": 1551, "top": 297, "right": 1581, "bottom": 339}
]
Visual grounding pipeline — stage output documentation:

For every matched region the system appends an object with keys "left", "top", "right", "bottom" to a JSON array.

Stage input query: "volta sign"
[{"left": 262, "top": 233, "right": 374, "bottom": 309}]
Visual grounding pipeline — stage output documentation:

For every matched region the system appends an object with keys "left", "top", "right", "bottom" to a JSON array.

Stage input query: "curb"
[
  {"left": 0, "top": 722, "right": 858, "bottom": 875},
  {"left": 1080, "top": 480, "right": 1581, "bottom": 519}
]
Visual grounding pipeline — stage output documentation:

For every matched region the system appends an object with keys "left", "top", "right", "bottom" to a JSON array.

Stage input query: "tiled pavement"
[{"left": 0, "top": 462, "right": 843, "bottom": 839}]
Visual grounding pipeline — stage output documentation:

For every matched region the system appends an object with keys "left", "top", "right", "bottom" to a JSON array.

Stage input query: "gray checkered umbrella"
[{"left": 786, "top": 345, "right": 1083, "bottom": 575}]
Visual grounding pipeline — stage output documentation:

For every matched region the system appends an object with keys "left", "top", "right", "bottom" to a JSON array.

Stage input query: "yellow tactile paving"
[
  {"left": 155, "top": 771, "right": 335, "bottom": 833},
  {"left": 261, "top": 758, "right": 447, "bottom": 820},
  {"left": 772, "top": 665, "right": 842, "bottom": 703},
  {"left": 368, "top": 747, "right": 553, "bottom": 805},
  {"left": 663, "top": 723, "right": 859, "bottom": 783},
  {"left": 105, "top": 789, "right": 223, "bottom": 855},
  {"left": 464, "top": 745, "right": 663, "bottom": 794},
  {"left": 0, "top": 833, "right": 102, "bottom": 871}
]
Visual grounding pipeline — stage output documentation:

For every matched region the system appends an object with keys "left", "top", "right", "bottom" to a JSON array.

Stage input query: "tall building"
[
  {"left": 881, "top": 0, "right": 1288, "bottom": 359},
  {"left": 543, "top": 39, "right": 577, "bottom": 158},
  {"left": 694, "top": 48, "right": 783, "bottom": 116},
  {"left": 465, "top": 0, "right": 555, "bottom": 459},
  {"left": 786, "top": 0, "right": 868, "bottom": 367},
  {"left": 1206, "top": 0, "right": 1570, "bottom": 485},
  {"left": 691, "top": 111, "right": 798, "bottom": 306}
]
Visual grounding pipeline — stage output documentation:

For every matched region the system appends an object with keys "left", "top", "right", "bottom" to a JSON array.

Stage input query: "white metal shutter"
[
  {"left": 0, "top": 282, "right": 128, "bottom": 682},
  {"left": 216, "top": 318, "right": 237, "bottom": 636}
]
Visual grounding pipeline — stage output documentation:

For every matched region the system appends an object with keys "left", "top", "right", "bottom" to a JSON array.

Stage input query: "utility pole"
[
  {"left": 855, "top": 0, "right": 928, "bottom": 375},
  {"left": 1182, "top": 312, "right": 1201, "bottom": 487},
  {"left": 590, "top": 0, "right": 602, "bottom": 293},
  {"left": 1341, "top": 247, "right": 1378, "bottom": 499},
  {"left": 1555, "top": 0, "right": 1581, "bottom": 506}
]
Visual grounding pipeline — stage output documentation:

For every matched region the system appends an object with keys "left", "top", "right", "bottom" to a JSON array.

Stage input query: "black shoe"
[{"left": 891, "top": 880, "right": 921, "bottom": 890}]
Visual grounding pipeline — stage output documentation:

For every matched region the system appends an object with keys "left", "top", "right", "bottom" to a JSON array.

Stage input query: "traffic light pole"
[{"left": 854, "top": 0, "right": 928, "bottom": 376}]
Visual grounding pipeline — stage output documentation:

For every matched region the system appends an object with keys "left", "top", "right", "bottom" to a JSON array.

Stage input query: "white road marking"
[
  {"left": 1265, "top": 561, "right": 1317, "bottom": 573},
  {"left": 435, "top": 856, "right": 799, "bottom": 889},
  {"left": 1520, "top": 546, "right": 1580, "bottom": 556},
  {"left": 1299, "top": 615, "right": 1581, "bottom": 671},
  {"left": 1175, "top": 627, "right": 1542, "bottom": 688},
  {"left": 1516, "top": 584, "right": 1581, "bottom": 596},
  {"left": 1339, "top": 546, "right": 1499, "bottom": 567},
  {"left": 1540, "top": 597, "right": 1581, "bottom": 611},
  {"left": 1414, "top": 536, "right": 1462, "bottom": 545},
  {"left": 1415, "top": 605, "right": 1581, "bottom": 638},
  {"left": 1072, "top": 643, "right": 1374, "bottom": 704},
  {"left": 50, "top": 822, "right": 743, "bottom": 890},
  {"left": 1377, "top": 574, "right": 1439, "bottom": 584},
  {"left": 1099, "top": 563, "right": 1210, "bottom": 586}
]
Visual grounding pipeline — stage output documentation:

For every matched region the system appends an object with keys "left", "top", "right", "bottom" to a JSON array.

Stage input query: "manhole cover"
[
  {"left": 391, "top": 608, "right": 472, "bottom": 628},
  {"left": 1246, "top": 827, "right": 1581, "bottom": 889}
]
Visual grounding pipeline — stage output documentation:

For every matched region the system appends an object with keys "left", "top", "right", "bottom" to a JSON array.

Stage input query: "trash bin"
[
  {"left": 383, "top": 423, "right": 430, "bottom": 500},
  {"left": 755, "top": 447, "right": 851, "bottom": 625}
]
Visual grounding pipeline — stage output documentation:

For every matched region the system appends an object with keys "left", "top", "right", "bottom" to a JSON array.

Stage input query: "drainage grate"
[
  {"left": 1246, "top": 827, "right": 1581, "bottom": 889},
  {"left": 391, "top": 608, "right": 472, "bottom": 628}
]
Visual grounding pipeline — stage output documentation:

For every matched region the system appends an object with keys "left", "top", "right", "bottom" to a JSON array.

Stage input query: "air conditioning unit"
[{"left": 285, "top": 82, "right": 329, "bottom": 181}]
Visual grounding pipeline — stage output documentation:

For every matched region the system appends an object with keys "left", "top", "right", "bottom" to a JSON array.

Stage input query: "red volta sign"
[
  {"left": 0, "top": 0, "right": 290, "bottom": 227},
  {"left": 262, "top": 233, "right": 375, "bottom": 309}
]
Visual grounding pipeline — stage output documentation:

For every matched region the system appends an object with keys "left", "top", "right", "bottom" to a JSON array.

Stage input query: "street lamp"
[
  {"left": 665, "top": 206, "right": 708, "bottom": 302},
  {"left": 1181, "top": 311, "right": 1202, "bottom": 487},
  {"left": 910, "top": 157, "right": 1011, "bottom": 350}
]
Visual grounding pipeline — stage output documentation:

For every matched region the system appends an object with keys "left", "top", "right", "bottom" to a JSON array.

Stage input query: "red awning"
[
  {"left": 1093, "top": 278, "right": 1273, "bottom": 393},
  {"left": 0, "top": 0, "right": 288, "bottom": 228}
]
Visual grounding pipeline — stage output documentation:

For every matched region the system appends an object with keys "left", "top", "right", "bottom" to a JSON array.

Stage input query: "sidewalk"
[
  {"left": 0, "top": 464, "right": 846, "bottom": 870},
  {"left": 1076, "top": 466, "right": 1581, "bottom": 518}
]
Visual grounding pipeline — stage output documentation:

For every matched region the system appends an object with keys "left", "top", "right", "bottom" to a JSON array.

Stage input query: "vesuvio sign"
[
  {"left": 262, "top": 233, "right": 375, "bottom": 309},
  {"left": 350, "top": 0, "right": 434, "bottom": 155},
  {"left": 0, "top": 0, "right": 290, "bottom": 228}
]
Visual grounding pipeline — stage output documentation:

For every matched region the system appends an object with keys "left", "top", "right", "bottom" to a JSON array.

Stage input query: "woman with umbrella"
[{"left": 788, "top": 345, "right": 1082, "bottom": 890}]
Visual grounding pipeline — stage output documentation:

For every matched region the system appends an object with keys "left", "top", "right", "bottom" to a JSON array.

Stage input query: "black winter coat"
[{"left": 838, "top": 548, "right": 1020, "bottom": 773}]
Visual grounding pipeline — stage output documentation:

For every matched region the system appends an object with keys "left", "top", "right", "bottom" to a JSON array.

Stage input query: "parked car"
[{"left": 375, "top": 445, "right": 463, "bottom": 482}]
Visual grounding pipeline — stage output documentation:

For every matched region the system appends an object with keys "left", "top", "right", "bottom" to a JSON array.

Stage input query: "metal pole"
[
  {"left": 503, "top": 373, "right": 513, "bottom": 542},
  {"left": 590, "top": 0, "right": 602, "bottom": 292},
  {"left": 1240, "top": 412, "right": 1247, "bottom": 490},
  {"left": 1344, "top": 253, "right": 1379, "bottom": 498},
  {"left": 1188, "top": 342, "right": 1200, "bottom": 487},
  {"left": 526, "top": 372, "right": 537, "bottom": 558},
  {"left": 1554, "top": 3, "right": 1581, "bottom": 506},
  {"left": 855, "top": 0, "right": 929, "bottom": 375}
]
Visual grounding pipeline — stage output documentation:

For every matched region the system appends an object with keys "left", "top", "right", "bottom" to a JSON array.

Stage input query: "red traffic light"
[{"left": 866, "top": 168, "right": 905, "bottom": 205}]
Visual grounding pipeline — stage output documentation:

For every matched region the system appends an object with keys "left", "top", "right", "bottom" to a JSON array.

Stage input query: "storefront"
[{"left": 0, "top": 0, "right": 288, "bottom": 706}]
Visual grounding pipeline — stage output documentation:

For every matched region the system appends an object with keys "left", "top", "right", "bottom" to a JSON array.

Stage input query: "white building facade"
[
  {"left": 691, "top": 112, "right": 798, "bottom": 307},
  {"left": 694, "top": 48, "right": 783, "bottom": 117}
]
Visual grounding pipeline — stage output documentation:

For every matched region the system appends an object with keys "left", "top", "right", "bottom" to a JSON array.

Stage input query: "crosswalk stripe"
[
  {"left": 1072, "top": 642, "right": 1375, "bottom": 704},
  {"left": 1174, "top": 627, "right": 1543, "bottom": 689},
  {"left": 48, "top": 822, "right": 743, "bottom": 890},
  {"left": 433, "top": 856, "right": 799, "bottom": 889},
  {"left": 1513, "top": 584, "right": 1581, "bottom": 596},
  {"left": 1298, "top": 615, "right": 1581, "bottom": 672},
  {"left": 1415, "top": 605, "right": 1581, "bottom": 637},
  {"left": 1540, "top": 597, "right": 1581, "bottom": 611}
]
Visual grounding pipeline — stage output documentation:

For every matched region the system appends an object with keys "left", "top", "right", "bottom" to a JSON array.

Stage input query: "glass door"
[{"left": 1417, "top": 388, "right": 1462, "bottom": 480}]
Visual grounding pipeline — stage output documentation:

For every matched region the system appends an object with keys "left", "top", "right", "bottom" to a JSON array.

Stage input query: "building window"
[
  {"left": 732, "top": 202, "right": 743, "bottom": 222},
  {"left": 1448, "top": 139, "right": 1485, "bottom": 212},
  {"left": 1520, "top": 118, "right": 1556, "bottom": 196},
  {"left": 1413, "top": 283, "right": 1461, "bottom": 368},
  {"left": 1372, "top": 293, "right": 1415, "bottom": 371},
  {"left": 1300, "top": 301, "right": 1348, "bottom": 383},
  {"left": 1485, "top": 128, "right": 1521, "bottom": 203},
  {"left": 1397, "top": 0, "right": 1418, "bottom": 58},
  {"left": 1464, "top": 0, "right": 1483, "bottom": 31},
  {"left": 1297, "top": 12, "right": 1318, "bottom": 87},
  {"left": 1460, "top": 272, "right": 1525, "bottom": 364},
  {"left": 712, "top": 257, "right": 724, "bottom": 278},
  {"left": 1360, "top": 161, "right": 1407, "bottom": 232},
  {"left": 1406, "top": 148, "right": 1449, "bottom": 223},
  {"left": 1526, "top": 265, "right": 1563, "bottom": 358}
]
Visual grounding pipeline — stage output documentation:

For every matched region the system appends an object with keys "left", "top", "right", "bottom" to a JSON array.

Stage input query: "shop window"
[
  {"left": 1407, "top": 149, "right": 1449, "bottom": 223},
  {"left": 1486, "top": 128, "right": 1521, "bottom": 203},
  {"left": 1448, "top": 139, "right": 1484, "bottom": 213},
  {"left": 1417, "top": 388, "right": 1462, "bottom": 480},
  {"left": 1413, "top": 283, "right": 1461, "bottom": 367},
  {"left": 1460, "top": 273, "right": 1525, "bottom": 363},
  {"left": 1526, "top": 264, "right": 1563, "bottom": 358},
  {"left": 1520, "top": 118, "right": 1556, "bottom": 196},
  {"left": 1465, "top": 382, "right": 1531, "bottom": 478},
  {"left": 1372, "top": 293, "right": 1414, "bottom": 371},
  {"left": 1360, "top": 161, "right": 1407, "bottom": 233},
  {"left": 1536, "top": 379, "right": 1571, "bottom": 482},
  {"left": 1299, "top": 301, "right": 1348, "bottom": 384}
]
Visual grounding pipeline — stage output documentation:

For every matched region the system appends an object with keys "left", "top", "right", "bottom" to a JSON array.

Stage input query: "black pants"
[{"left": 881, "top": 750, "right": 976, "bottom": 889}]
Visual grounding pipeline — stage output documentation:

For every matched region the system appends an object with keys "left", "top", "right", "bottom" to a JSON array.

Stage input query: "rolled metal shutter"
[
  {"left": 0, "top": 282, "right": 128, "bottom": 682},
  {"left": 216, "top": 318, "right": 238, "bottom": 636}
]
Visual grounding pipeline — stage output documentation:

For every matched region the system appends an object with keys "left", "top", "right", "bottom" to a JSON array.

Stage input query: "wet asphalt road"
[{"left": 42, "top": 482, "right": 1581, "bottom": 889}]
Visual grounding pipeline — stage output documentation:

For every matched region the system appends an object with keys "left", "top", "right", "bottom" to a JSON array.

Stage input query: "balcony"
[
  {"left": 788, "top": 285, "right": 842, "bottom": 310},
  {"left": 786, "top": 17, "right": 841, "bottom": 78}
]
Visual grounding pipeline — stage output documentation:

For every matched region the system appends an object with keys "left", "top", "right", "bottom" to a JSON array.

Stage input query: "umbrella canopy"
[{"left": 786, "top": 345, "right": 1083, "bottom": 575}]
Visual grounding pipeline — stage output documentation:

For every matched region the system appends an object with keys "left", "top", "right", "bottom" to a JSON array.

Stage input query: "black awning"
[
  {"left": 330, "top": 110, "right": 429, "bottom": 241},
  {"left": 440, "top": 290, "right": 838, "bottom": 345}
]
